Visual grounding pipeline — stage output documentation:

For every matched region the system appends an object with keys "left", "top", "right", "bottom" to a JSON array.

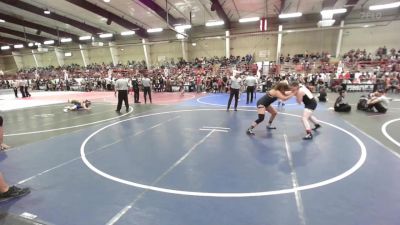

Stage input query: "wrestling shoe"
[
  {"left": 312, "top": 124, "right": 321, "bottom": 131},
  {"left": 303, "top": 133, "right": 313, "bottom": 140},
  {"left": 266, "top": 125, "right": 276, "bottom": 129},
  {"left": 0, "top": 186, "right": 30, "bottom": 200},
  {"left": 246, "top": 128, "right": 255, "bottom": 135}
]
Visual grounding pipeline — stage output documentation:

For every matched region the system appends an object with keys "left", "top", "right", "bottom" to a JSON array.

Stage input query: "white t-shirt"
[
  {"left": 230, "top": 76, "right": 242, "bottom": 89},
  {"left": 245, "top": 76, "right": 258, "bottom": 87},
  {"left": 377, "top": 96, "right": 390, "bottom": 109}
]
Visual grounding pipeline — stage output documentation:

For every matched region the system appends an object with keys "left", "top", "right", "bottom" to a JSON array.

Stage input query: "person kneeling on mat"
[
  {"left": 64, "top": 100, "right": 91, "bottom": 112},
  {"left": 334, "top": 90, "right": 351, "bottom": 112},
  {"left": 247, "top": 82, "right": 294, "bottom": 135},
  {"left": 318, "top": 87, "right": 327, "bottom": 102},
  {"left": 367, "top": 90, "right": 390, "bottom": 113}
]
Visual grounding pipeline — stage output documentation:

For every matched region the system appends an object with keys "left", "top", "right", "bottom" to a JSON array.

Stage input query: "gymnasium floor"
[{"left": 0, "top": 90, "right": 400, "bottom": 225}]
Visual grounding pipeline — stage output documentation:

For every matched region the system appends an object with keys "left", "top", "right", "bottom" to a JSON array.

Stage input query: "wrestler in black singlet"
[{"left": 257, "top": 93, "right": 278, "bottom": 108}]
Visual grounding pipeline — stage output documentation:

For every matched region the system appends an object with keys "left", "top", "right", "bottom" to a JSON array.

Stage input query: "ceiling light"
[
  {"left": 369, "top": 1, "right": 400, "bottom": 10},
  {"left": 0, "top": 19, "right": 5, "bottom": 23},
  {"left": 43, "top": 40, "right": 54, "bottom": 45},
  {"left": 79, "top": 36, "right": 92, "bottom": 40},
  {"left": 192, "top": 43, "right": 197, "bottom": 46},
  {"left": 147, "top": 28, "right": 163, "bottom": 33},
  {"left": 103, "top": 0, "right": 111, "bottom": 2},
  {"left": 205, "top": 20, "right": 224, "bottom": 27},
  {"left": 1, "top": 46, "right": 10, "bottom": 50},
  {"left": 317, "top": 19, "right": 335, "bottom": 27},
  {"left": 14, "top": 44, "right": 24, "bottom": 49},
  {"left": 174, "top": 24, "right": 192, "bottom": 30},
  {"left": 320, "top": 8, "right": 347, "bottom": 16},
  {"left": 99, "top": 33, "right": 113, "bottom": 38},
  {"left": 238, "top": 17, "right": 260, "bottom": 23},
  {"left": 121, "top": 31, "right": 136, "bottom": 36},
  {"left": 28, "top": 43, "right": 34, "bottom": 47},
  {"left": 34, "top": 42, "right": 41, "bottom": 46},
  {"left": 65, "top": 52, "right": 72, "bottom": 57},
  {"left": 279, "top": 12, "right": 302, "bottom": 19},
  {"left": 60, "top": 38, "right": 72, "bottom": 43},
  {"left": 176, "top": 34, "right": 185, "bottom": 39},
  {"left": 44, "top": 10, "right": 50, "bottom": 14}
]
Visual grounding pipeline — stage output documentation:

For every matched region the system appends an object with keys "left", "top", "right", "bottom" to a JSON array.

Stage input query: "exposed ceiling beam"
[
  {"left": 0, "top": 36, "right": 28, "bottom": 45},
  {"left": 65, "top": 0, "right": 148, "bottom": 38},
  {"left": 280, "top": 0, "right": 286, "bottom": 13},
  {"left": 136, "top": 0, "right": 185, "bottom": 26},
  {"left": 210, "top": 0, "right": 231, "bottom": 29},
  {"left": 0, "top": 13, "right": 80, "bottom": 41},
  {"left": 322, "top": 0, "right": 338, "bottom": 9},
  {"left": 0, "top": 27, "right": 47, "bottom": 43},
  {"left": 341, "top": 0, "right": 360, "bottom": 20},
  {"left": 0, "top": 0, "right": 105, "bottom": 35}
]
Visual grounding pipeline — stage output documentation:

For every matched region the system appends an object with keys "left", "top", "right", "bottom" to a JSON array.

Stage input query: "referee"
[
  {"left": 245, "top": 73, "right": 257, "bottom": 104},
  {"left": 142, "top": 74, "right": 152, "bottom": 104},
  {"left": 114, "top": 74, "right": 130, "bottom": 113},
  {"left": 227, "top": 73, "right": 242, "bottom": 111}
]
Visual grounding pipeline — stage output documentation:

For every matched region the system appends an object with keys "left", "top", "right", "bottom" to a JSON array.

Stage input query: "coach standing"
[
  {"left": 114, "top": 74, "right": 130, "bottom": 113},
  {"left": 245, "top": 73, "right": 257, "bottom": 104},
  {"left": 142, "top": 74, "right": 152, "bottom": 104}
]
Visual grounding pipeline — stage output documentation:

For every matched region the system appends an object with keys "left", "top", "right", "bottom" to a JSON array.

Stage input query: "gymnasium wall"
[
  {"left": 341, "top": 20, "right": 400, "bottom": 54},
  {"left": 281, "top": 29, "right": 339, "bottom": 56},
  {"left": 188, "top": 38, "right": 225, "bottom": 61},
  {"left": 1, "top": 20, "right": 400, "bottom": 71}
]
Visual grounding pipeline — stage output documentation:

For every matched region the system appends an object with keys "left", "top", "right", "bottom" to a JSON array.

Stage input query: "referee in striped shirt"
[{"left": 114, "top": 74, "right": 130, "bottom": 113}]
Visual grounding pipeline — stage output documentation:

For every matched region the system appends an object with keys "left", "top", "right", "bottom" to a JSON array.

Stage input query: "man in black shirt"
[{"left": 131, "top": 76, "right": 141, "bottom": 103}]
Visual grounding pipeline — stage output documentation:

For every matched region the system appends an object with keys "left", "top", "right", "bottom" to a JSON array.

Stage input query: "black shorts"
[
  {"left": 0, "top": 116, "right": 3, "bottom": 127},
  {"left": 304, "top": 98, "right": 317, "bottom": 110}
]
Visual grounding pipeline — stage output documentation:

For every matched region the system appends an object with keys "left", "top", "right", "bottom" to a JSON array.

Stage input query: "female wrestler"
[
  {"left": 246, "top": 82, "right": 294, "bottom": 135},
  {"left": 290, "top": 81, "right": 321, "bottom": 140}
]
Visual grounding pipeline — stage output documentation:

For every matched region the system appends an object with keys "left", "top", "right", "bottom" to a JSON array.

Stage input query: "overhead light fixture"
[
  {"left": 28, "top": 43, "right": 34, "bottom": 47},
  {"left": 79, "top": 35, "right": 92, "bottom": 40},
  {"left": 34, "top": 42, "right": 41, "bottom": 46},
  {"left": 60, "top": 38, "right": 72, "bottom": 43},
  {"left": 205, "top": 20, "right": 224, "bottom": 27},
  {"left": 279, "top": 12, "right": 302, "bottom": 19},
  {"left": 1, "top": 46, "right": 10, "bottom": 50},
  {"left": 174, "top": 24, "right": 192, "bottom": 30},
  {"left": 44, "top": 9, "right": 50, "bottom": 14},
  {"left": 176, "top": 34, "right": 185, "bottom": 39},
  {"left": 238, "top": 17, "right": 260, "bottom": 23},
  {"left": 320, "top": 8, "right": 347, "bottom": 16},
  {"left": 369, "top": 1, "right": 400, "bottom": 10},
  {"left": 317, "top": 19, "right": 336, "bottom": 27},
  {"left": 14, "top": 44, "right": 24, "bottom": 49},
  {"left": 0, "top": 19, "right": 5, "bottom": 23},
  {"left": 65, "top": 52, "right": 72, "bottom": 57},
  {"left": 43, "top": 40, "right": 55, "bottom": 45},
  {"left": 103, "top": 0, "right": 111, "bottom": 2},
  {"left": 147, "top": 28, "right": 163, "bottom": 33},
  {"left": 192, "top": 43, "right": 197, "bottom": 46},
  {"left": 121, "top": 31, "right": 136, "bottom": 36},
  {"left": 99, "top": 33, "right": 113, "bottom": 38}
]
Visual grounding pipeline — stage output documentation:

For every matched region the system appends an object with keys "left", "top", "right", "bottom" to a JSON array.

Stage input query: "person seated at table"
[
  {"left": 334, "top": 90, "right": 351, "bottom": 112},
  {"left": 64, "top": 99, "right": 91, "bottom": 112},
  {"left": 367, "top": 90, "right": 390, "bottom": 113}
]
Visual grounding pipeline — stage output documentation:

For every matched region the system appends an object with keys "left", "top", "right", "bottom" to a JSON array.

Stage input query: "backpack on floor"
[{"left": 357, "top": 95, "right": 369, "bottom": 111}]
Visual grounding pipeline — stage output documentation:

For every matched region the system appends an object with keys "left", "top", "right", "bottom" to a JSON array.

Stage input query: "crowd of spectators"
[{"left": 342, "top": 47, "right": 400, "bottom": 63}]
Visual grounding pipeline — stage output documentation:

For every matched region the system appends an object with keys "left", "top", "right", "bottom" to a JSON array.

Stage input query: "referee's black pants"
[
  {"left": 116, "top": 90, "right": 129, "bottom": 112},
  {"left": 133, "top": 89, "right": 140, "bottom": 103},
  {"left": 246, "top": 86, "right": 255, "bottom": 104},
  {"left": 143, "top": 87, "right": 152, "bottom": 103},
  {"left": 227, "top": 88, "right": 239, "bottom": 110}
]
